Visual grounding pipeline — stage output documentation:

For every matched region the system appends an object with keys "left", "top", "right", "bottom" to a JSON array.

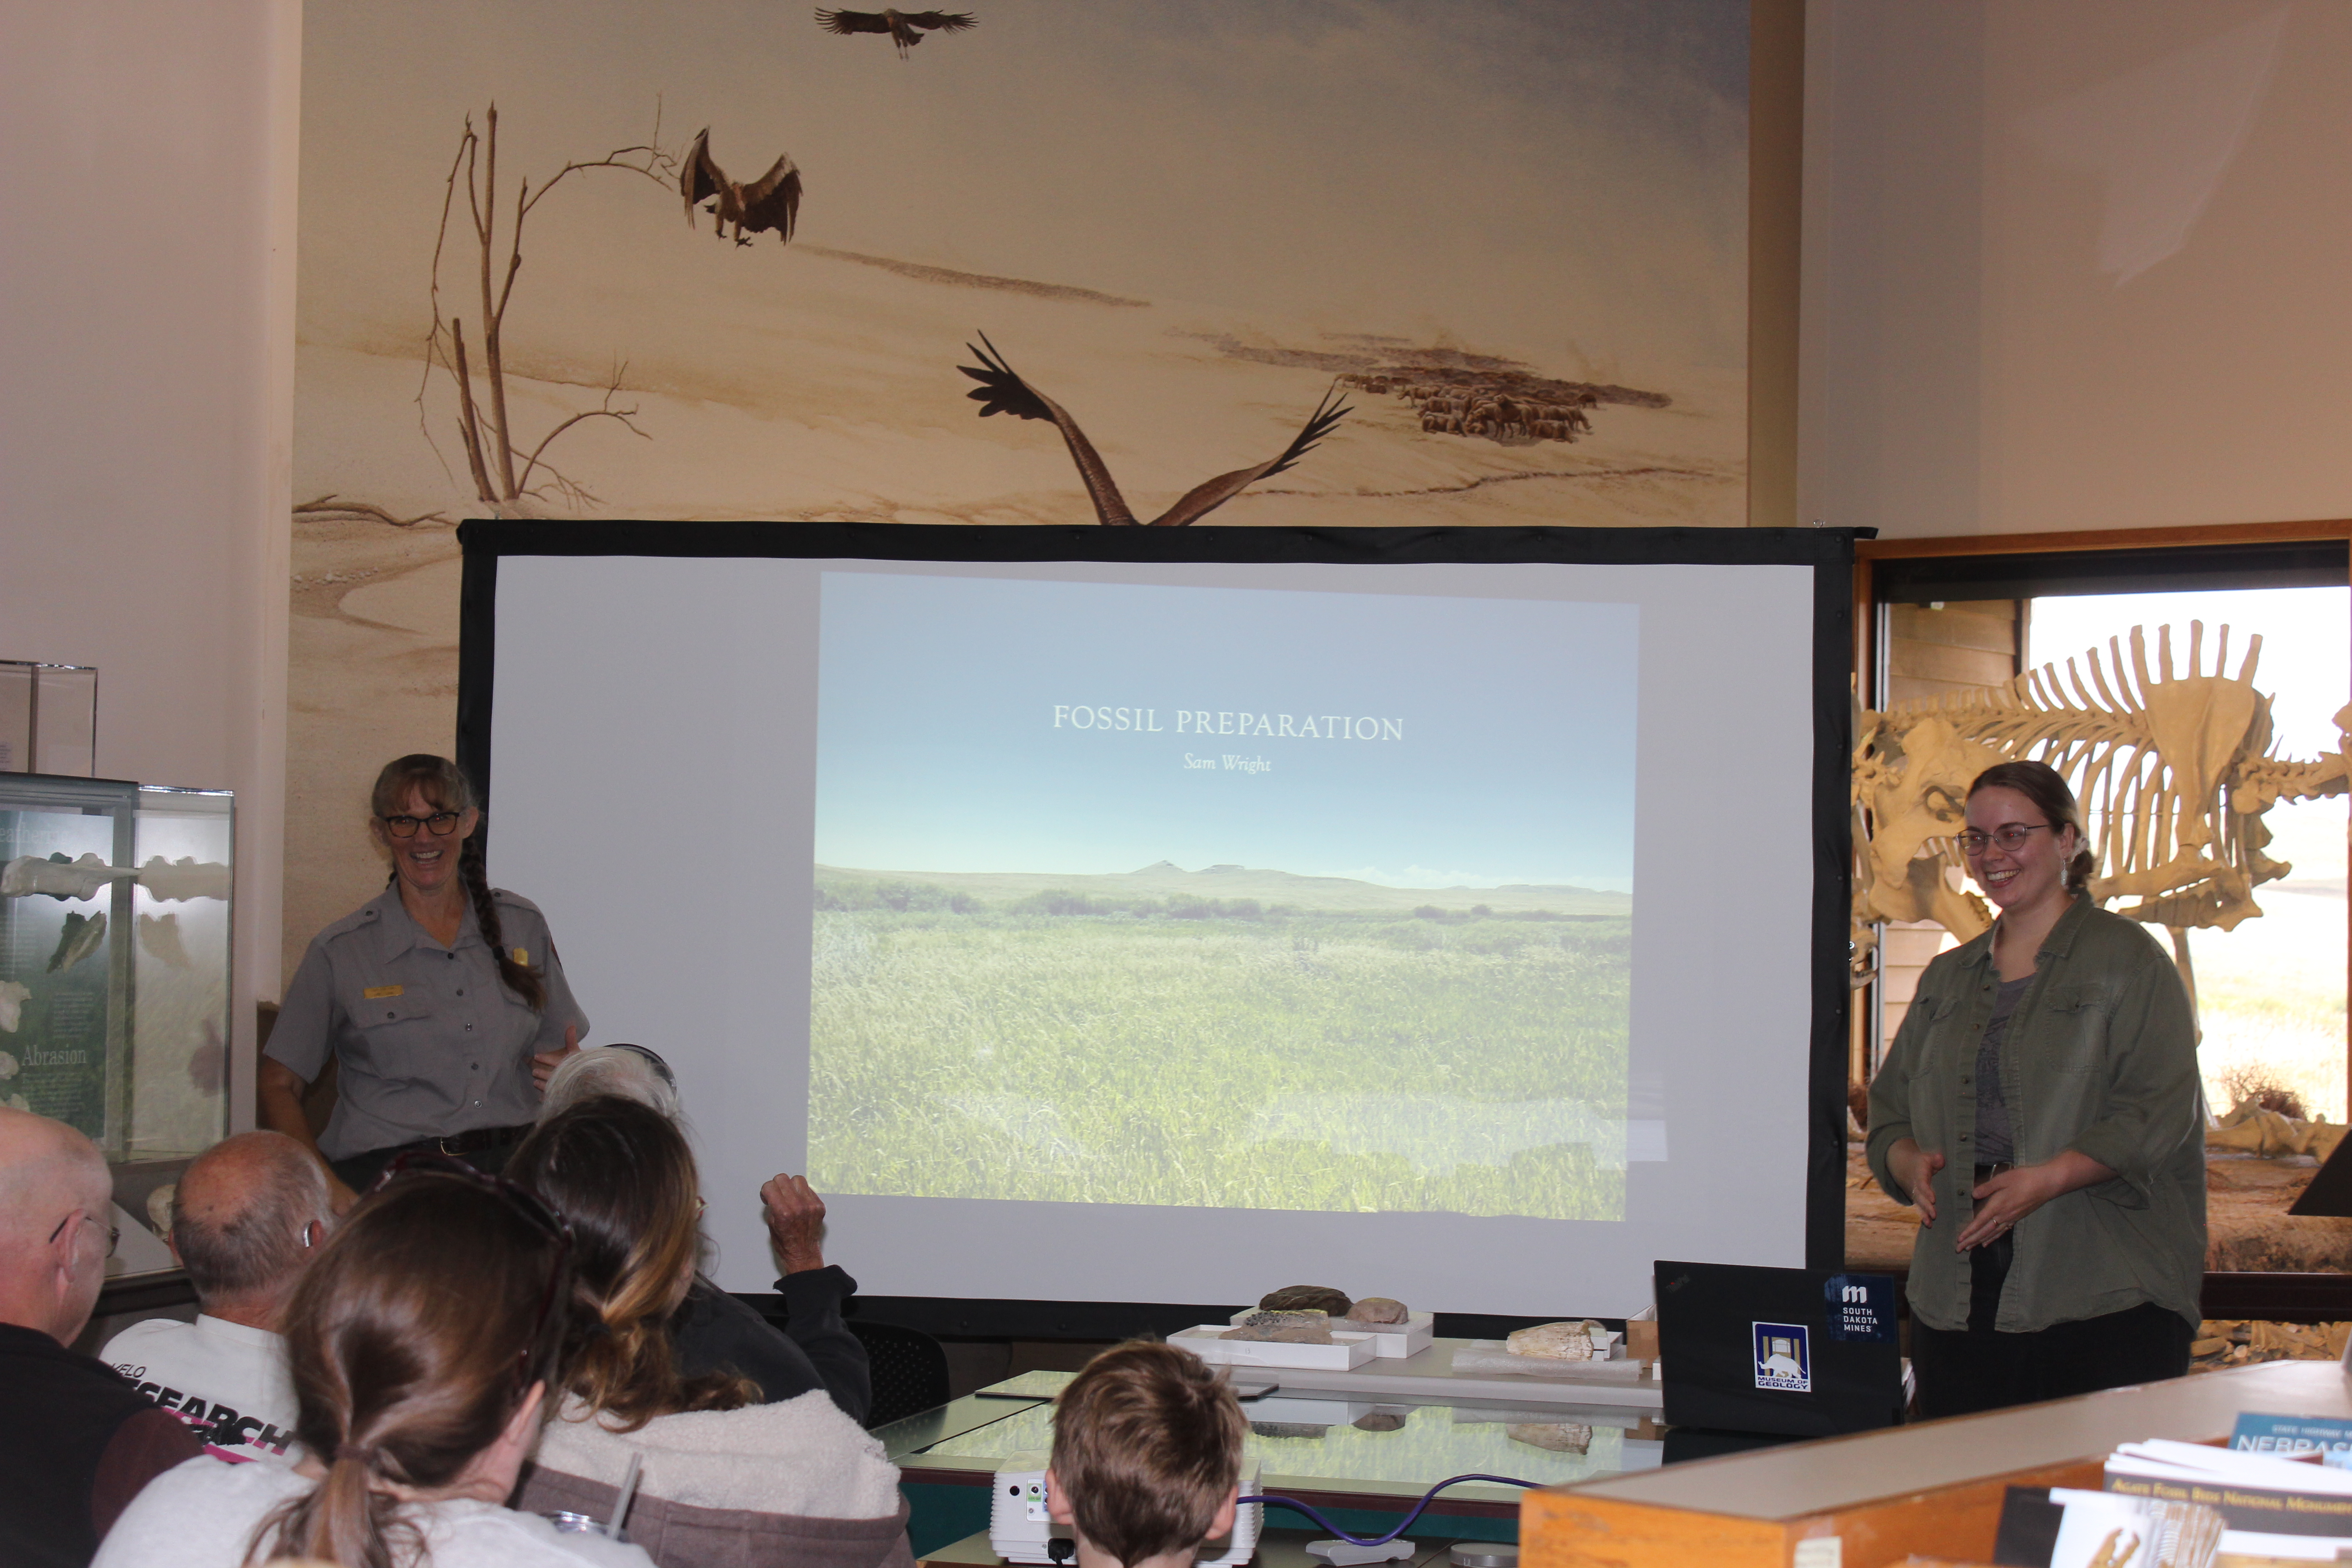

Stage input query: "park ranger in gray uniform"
[{"left": 260, "top": 755, "right": 588, "bottom": 1198}]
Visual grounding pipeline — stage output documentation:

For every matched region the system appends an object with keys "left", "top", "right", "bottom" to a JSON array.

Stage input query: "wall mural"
[{"left": 288, "top": 0, "right": 1752, "bottom": 969}]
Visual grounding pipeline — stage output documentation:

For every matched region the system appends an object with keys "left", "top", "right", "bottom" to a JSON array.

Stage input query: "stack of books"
[{"left": 1995, "top": 1414, "right": 2352, "bottom": 1568}]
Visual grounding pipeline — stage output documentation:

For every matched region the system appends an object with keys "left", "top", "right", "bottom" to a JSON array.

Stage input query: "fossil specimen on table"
[
  {"left": 1507, "top": 1320, "right": 1609, "bottom": 1361},
  {"left": 1260, "top": 1285, "right": 1352, "bottom": 1315}
]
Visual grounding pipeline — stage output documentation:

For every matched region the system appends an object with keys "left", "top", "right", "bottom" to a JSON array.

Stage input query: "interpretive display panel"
[
  {"left": 0, "top": 775, "right": 133, "bottom": 1137},
  {"left": 469, "top": 523, "right": 1848, "bottom": 1316}
]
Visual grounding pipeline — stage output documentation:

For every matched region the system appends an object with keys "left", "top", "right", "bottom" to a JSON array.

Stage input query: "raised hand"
[{"left": 761, "top": 1171, "right": 828, "bottom": 1274}]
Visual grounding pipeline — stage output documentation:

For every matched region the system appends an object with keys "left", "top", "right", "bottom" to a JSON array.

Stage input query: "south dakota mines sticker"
[{"left": 1753, "top": 1322, "right": 1811, "bottom": 1392}]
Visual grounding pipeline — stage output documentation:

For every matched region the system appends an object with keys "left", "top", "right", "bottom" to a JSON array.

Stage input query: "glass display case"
[
  {"left": 0, "top": 773, "right": 232, "bottom": 1278},
  {"left": 0, "top": 661, "right": 99, "bottom": 776},
  {"left": 885, "top": 1369, "right": 1658, "bottom": 1531}
]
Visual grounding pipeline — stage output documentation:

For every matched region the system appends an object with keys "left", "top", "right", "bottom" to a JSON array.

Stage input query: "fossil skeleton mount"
[{"left": 1852, "top": 621, "right": 2350, "bottom": 1018}]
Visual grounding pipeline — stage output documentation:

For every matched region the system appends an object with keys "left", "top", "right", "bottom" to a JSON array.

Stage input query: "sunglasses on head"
[
  {"left": 603, "top": 1042, "right": 676, "bottom": 1090},
  {"left": 368, "top": 1152, "right": 574, "bottom": 1389}
]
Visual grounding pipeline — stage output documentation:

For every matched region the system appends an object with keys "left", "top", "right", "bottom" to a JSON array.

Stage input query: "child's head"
[{"left": 1049, "top": 1342, "right": 1247, "bottom": 1568}]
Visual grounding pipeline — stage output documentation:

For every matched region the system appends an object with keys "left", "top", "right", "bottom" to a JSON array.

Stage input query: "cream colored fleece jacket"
[{"left": 531, "top": 1391, "right": 903, "bottom": 1519}]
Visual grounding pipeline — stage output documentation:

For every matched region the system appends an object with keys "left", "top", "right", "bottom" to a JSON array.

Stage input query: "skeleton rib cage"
[{"left": 1852, "top": 621, "right": 2348, "bottom": 1004}]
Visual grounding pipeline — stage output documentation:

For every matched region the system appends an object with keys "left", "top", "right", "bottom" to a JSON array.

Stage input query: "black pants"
[
  {"left": 329, "top": 1137, "right": 521, "bottom": 1195},
  {"left": 1910, "top": 1231, "right": 2193, "bottom": 1420}
]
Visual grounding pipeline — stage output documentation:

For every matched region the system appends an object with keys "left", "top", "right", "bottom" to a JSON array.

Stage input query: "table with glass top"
[{"left": 879, "top": 1368, "right": 1663, "bottom": 1561}]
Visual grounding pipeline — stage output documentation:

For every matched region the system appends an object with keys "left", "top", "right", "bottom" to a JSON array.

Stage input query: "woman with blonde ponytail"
[
  {"left": 1868, "top": 759, "right": 2205, "bottom": 1418},
  {"left": 508, "top": 1098, "right": 912, "bottom": 1568},
  {"left": 95, "top": 1159, "right": 652, "bottom": 1568},
  {"left": 259, "top": 755, "right": 593, "bottom": 1204}
]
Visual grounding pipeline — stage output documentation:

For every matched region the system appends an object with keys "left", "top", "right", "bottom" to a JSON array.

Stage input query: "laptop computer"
[{"left": 1655, "top": 1259, "right": 1906, "bottom": 1438}]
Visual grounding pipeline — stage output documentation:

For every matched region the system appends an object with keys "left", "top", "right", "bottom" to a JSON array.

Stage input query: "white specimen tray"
[
  {"left": 1449, "top": 1334, "right": 1645, "bottom": 1382},
  {"left": 1178, "top": 1336, "right": 1662, "bottom": 1411},
  {"left": 1227, "top": 1309, "right": 1435, "bottom": 1360},
  {"left": 1172, "top": 1325, "right": 1379, "bottom": 1371}
]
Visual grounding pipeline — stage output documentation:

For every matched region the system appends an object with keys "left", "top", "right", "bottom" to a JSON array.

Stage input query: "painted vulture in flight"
[
  {"left": 680, "top": 129, "right": 802, "bottom": 246},
  {"left": 959, "top": 333, "right": 1351, "bottom": 527},
  {"left": 815, "top": 8, "right": 977, "bottom": 57}
]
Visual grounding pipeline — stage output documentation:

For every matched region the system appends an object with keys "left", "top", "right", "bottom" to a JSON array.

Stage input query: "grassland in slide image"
[{"left": 808, "top": 870, "right": 1632, "bottom": 1220}]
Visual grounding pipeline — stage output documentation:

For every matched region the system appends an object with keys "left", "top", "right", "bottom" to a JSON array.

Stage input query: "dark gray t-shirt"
[{"left": 1973, "top": 973, "right": 2034, "bottom": 1165}]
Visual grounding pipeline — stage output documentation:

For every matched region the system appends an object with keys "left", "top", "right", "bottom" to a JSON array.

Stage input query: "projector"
[{"left": 989, "top": 1453, "right": 1264, "bottom": 1567}]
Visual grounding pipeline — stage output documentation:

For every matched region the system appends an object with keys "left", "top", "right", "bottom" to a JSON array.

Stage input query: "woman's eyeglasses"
[
  {"left": 1955, "top": 824, "right": 2053, "bottom": 857},
  {"left": 368, "top": 1152, "right": 574, "bottom": 1388},
  {"left": 379, "top": 810, "right": 463, "bottom": 838}
]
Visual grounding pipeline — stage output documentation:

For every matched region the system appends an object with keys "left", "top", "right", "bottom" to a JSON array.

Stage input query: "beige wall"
[
  {"left": 1802, "top": 0, "right": 2352, "bottom": 540},
  {"left": 15, "top": 0, "right": 2352, "bottom": 1062},
  {"left": 0, "top": 0, "right": 302, "bottom": 1127}
]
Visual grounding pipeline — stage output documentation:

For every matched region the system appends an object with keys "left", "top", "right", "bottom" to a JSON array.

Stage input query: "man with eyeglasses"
[
  {"left": 0, "top": 1108, "right": 203, "bottom": 1568},
  {"left": 101, "top": 1132, "right": 333, "bottom": 1465}
]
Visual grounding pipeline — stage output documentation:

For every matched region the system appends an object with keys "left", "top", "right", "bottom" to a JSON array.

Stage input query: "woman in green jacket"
[{"left": 1868, "top": 760, "right": 2205, "bottom": 1418}]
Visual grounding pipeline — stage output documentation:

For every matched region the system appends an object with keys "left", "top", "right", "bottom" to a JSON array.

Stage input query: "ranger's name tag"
[{"left": 363, "top": 985, "right": 403, "bottom": 1000}]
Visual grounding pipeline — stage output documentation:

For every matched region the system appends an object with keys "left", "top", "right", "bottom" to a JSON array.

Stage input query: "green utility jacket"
[{"left": 1867, "top": 896, "right": 2205, "bottom": 1334}]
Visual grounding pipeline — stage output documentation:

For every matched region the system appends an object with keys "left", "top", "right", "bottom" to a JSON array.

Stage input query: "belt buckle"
[{"left": 436, "top": 1134, "right": 460, "bottom": 1156}]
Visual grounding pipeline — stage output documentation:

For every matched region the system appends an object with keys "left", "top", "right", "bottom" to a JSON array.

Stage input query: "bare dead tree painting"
[{"left": 421, "top": 104, "right": 678, "bottom": 512}]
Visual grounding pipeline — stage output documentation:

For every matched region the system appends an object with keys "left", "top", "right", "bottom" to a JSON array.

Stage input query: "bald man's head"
[
  {"left": 172, "top": 1131, "right": 332, "bottom": 1323},
  {"left": 0, "top": 1107, "right": 113, "bottom": 1343}
]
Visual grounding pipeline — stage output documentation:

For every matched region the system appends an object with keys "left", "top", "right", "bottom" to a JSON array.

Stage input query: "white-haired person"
[
  {"left": 540, "top": 1044, "right": 871, "bottom": 1422},
  {"left": 103, "top": 1130, "right": 335, "bottom": 1463},
  {"left": 0, "top": 1109, "right": 203, "bottom": 1568}
]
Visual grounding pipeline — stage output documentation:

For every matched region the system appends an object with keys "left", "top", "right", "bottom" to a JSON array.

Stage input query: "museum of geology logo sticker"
[{"left": 1752, "top": 1322, "right": 1811, "bottom": 1392}]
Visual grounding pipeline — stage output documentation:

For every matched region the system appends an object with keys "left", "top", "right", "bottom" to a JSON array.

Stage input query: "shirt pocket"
[
  {"left": 2036, "top": 983, "right": 2112, "bottom": 1073},
  {"left": 349, "top": 990, "right": 441, "bottom": 1079},
  {"left": 1905, "top": 995, "right": 1963, "bottom": 1073}
]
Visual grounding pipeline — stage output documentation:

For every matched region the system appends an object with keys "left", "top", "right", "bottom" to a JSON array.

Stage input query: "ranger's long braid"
[{"left": 461, "top": 830, "right": 547, "bottom": 1012}]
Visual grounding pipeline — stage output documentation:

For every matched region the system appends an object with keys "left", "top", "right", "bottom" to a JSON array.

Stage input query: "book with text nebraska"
[
  {"left": 2232, "top": 1412, "right": 2352, "bottom": 1461},
  {"left": 2105, "top": 1436, "right": 2352, "bottom": 1553}
]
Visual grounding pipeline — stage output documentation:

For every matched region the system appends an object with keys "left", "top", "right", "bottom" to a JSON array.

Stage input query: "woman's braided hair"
[{"left": 370, "top": 754, "right": 547, "bottom": 1012}]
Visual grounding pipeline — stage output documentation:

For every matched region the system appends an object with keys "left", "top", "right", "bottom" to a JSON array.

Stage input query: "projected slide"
[{"left": 808, "top": 572, "right": 1638, "bottom": 1220}]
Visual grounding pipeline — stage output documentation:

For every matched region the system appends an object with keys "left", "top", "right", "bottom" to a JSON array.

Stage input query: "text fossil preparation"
[{"left": 1052, "top": 706, "right": 1404, "bottom": 740}]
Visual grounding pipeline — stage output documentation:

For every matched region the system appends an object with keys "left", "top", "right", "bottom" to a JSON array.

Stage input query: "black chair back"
[{"left": 847, "top": 1319, "right": 951, "bottom": 1429}]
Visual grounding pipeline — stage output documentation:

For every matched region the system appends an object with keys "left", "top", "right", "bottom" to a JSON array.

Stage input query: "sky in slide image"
[{"left": 813, "top": 573, "right": 1639, "bottom": 891}]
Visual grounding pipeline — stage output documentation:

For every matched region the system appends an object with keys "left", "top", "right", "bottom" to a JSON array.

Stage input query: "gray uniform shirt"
[{"left": 266, "top": 883, "right": 589, "bottom": 1160}]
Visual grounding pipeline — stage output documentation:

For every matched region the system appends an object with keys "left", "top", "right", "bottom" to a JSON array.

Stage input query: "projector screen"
[{"left": 462, "top": 523, "right": 1849, "bottom": 1319}]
